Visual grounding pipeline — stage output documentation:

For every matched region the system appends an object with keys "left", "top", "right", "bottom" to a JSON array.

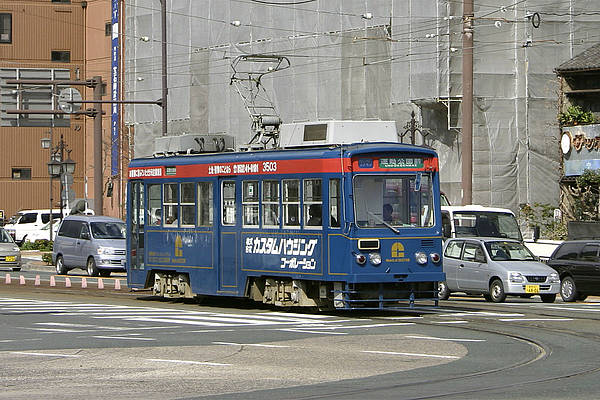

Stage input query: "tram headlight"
[
  {"left": 355, "top": 253, "right": 367, "bottom": 265},
  {"left": 430, "top": 252, "right": 441, "bottom": 264},
  {"left": 415, "top": 252, "right": 428, "bottom": 265},
  {"left": 369, "top": 253, "right": 382, "bottom": 266}
]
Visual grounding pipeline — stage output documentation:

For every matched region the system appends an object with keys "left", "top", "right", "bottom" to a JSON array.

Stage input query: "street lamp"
[{"left": 41, "top": 133, "right": 76, "bottom": 241}]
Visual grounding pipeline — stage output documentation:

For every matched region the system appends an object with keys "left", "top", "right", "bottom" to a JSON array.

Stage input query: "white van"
[
  {"left": 4, "top": 210, "right": 65, "bottom": 244},
  {"left": 441, "top": 205, "right": 523, "bottom": 241}
]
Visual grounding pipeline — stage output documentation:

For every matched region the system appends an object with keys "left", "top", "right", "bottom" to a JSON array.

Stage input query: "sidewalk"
[{"left": 20, "top": 250, "right": 54, "bottom": 271}]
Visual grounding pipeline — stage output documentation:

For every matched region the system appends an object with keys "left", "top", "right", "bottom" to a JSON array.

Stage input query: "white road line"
[
  {"left": 146, "top": 358, "right": 231, "bottom": 366},
  {"left": 432, "top": 320, "right": 469, "bottom": 324},
  {"left": 121, "top": 317, "right": 239, "bottom": 327},
  {"left": 362, "top": 350, "right": 460, "bottom": 359},
  {"left": 405, "top": 335, "right": 486, "bottom": 342},
  {"left": 90, "top": 335, "right": 156, "bottom": 341},
  {"left": 213, "top": 342, "right": 290, "bottom": 348},
  {"left": 439, "top": 312, "right": 525, "bottom": 317},
  {"left": 292, "top": 323, "right": 415, "bottom": 330},
  {"left": 498, "top": 318, "right": 574, "bottom": 322},
  {"left": 11, "top": 351, "right": 81, "bottom": 358},
  {"left": 280, "top": 328, "right": 348, "bottom": 335}
]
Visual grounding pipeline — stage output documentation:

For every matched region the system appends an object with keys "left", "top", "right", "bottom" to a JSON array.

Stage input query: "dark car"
[{"left": 546, "top": 240, "right": 600, "bottom": 302}]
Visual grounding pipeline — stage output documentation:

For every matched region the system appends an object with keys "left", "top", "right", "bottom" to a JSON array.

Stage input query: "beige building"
[{"left": 0, "top": 0, "right": 124, "bottom": 222}]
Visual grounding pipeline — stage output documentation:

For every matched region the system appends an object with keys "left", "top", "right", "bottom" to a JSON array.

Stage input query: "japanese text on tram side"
[
  {"left": 208, "top": 161, "right": 277, "bottom": 175},
  {"left": 245, "top": 237, "right": 318, "bottom": 270},
  {"left": 129, "top": 167, "right": 162, "bottom": 178}
]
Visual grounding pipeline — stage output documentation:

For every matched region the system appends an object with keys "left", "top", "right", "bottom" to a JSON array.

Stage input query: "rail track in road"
[{"left": 3, "top": 283, "right": 600, "bottom": 399}]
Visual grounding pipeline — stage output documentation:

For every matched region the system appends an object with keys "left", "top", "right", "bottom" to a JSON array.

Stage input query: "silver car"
[
  {"left": 0, "top": 227, "right": 21, "bottom": 271},
  {"left": 53, "top": 215, "right": 126, "bottom": 277},
  {"left": 439, "top": 238, "right": 560, "bottom": 303}
]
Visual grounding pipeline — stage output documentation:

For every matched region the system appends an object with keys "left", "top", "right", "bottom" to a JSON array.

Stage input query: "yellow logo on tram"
[
  {"left": 175, "top": 235, "right": 183, "bottom": 257},
  {"left": 391, "top": 242, "right": 404, "bottom": 258}
]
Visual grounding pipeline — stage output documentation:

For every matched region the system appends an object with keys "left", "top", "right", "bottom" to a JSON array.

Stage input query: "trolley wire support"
[{"left": 230, "top": 54, "right": 290, "bottom": 149}]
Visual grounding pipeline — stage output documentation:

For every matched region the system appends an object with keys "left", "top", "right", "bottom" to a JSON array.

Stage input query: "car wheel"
[
  {"left": 560, "top": 276, "right": 578, "bottom": 302},
  {"left": 56, "top": 256, "right": 67, "bottom": 275},
  {"left": 483, "top": 293, "right": 492, "bottom": 302},
  {"left": 438, "top": 281, "right": 450, "bottom": 300},
  {"left": 87, "top": 257, "right": 99, "bottom": 277},
  {"left": 100, "top": 270, "right": 111, "bottom": 277},
  {"left": 540, "top": 294, "right": 556, "bottom": 303},
  {"left": 489, "top": 279, "right": 506, "bottom": 303}
]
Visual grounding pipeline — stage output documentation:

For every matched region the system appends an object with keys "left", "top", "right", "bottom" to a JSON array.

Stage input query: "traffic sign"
[{"left": 58, "top": 88, "right": 82, "bottom": 114}]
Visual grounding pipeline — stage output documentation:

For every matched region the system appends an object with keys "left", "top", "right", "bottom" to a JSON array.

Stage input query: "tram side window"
[
  {"left": 329, "top": 179, "right": 341, "bottom": 228},
  {"left": 163, "top": 183, "right": 178, "bottom": 226},
  {"left": 222, "top": 181, "right": 236, "bottom": 225},
  {"left": 243, "top": 181, "right": 259, "bottom": 227},
  {"left": 198, "top": 182, "right": 213, "bottom": 226},
  {"left": 180, "top": 183, "right": 195, "bottom": 227},
  {"left": 263, "top": 180, "right": 280, "bottom": 228},
  {"left": 148, "top": 184, "right": 161, "bottom": 226},
  {"left": 304, "top": 179, "right": 322, "bottom": 228},
  {"left": 283, "top": 179, "right": 300, "bottom": 227}
]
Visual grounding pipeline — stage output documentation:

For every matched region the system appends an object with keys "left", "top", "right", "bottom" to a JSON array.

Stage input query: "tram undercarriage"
[{"left": 149, "top": 271, "right": 438, "bottom": 310}]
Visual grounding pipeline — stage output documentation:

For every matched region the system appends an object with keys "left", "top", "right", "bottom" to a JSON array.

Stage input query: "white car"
[{"left": 24, "top": 218, "right": 60, "bottom": 243}]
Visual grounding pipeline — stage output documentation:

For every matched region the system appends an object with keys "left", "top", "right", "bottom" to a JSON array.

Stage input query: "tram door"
[
  {"left": 217, "top": 179, "right": 238, "bottom": 293},
  {"left": 128, "top": 181, "right": 145, "bottom": 286}
]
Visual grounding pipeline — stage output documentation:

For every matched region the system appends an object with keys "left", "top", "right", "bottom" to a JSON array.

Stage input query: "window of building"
[
  {"left": 262, "top": 180, "right": 280, "bottom": 228},
  {"left": 12, "top": 168, "right": 31, "bottom": 180},
  {"left": 163, "top": 183, "right": 178, "bottom": 227},
  {"left": 222, "top": 181, "right": 236, "bottom": 225},
  {"left": 1, "top": 68, "right": 71, "bottom": 127},
  {"left": 51, "top": 51, "right": 71, "bottom": 63},
  {"left": 282, "top": 179, "right": 300, "bottom": 227},
  {"left": 180, "top": 183, "right": 195, "bottom": 227},
  {"left": 197, "top": 182, "right": 213, "bottom": 226},
  {"left": 329, "top": 179, "right": 340, "bottom": 228},
  {"left": 0, "top": 14, "right": 11, "bottom": 44},
  {"left": 105, "top": 22, "right": 112, "bottom": 37},
  {"left": 304, "top": 179, "right": 322, "bottom": 228},
  {"left": 242, "top": 181, "right": 259, "bottom": 227}
]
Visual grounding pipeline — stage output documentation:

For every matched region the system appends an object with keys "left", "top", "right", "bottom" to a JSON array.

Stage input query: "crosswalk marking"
[{"left": 0, "top": 297, "right": 350, "bottom": 329}]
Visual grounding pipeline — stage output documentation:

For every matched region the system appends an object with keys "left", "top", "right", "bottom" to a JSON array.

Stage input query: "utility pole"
[
  {"left": 161, "top": 0, "right": 168, "bottom": 136},
  {"left": 462, "top": 0, "right": 474, "bottom": 205},
  {"left": 93, "top": 76, "right": 103, "bottom": 215}
]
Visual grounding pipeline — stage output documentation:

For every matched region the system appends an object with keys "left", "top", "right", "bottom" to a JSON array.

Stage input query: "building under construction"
[{"left": 123, "top": 0, "right": 600, "bottom": 214}]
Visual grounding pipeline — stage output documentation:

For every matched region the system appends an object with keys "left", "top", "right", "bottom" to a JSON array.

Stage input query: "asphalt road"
[{"left": 1, "top": 256, "right": 600, "bottom": 399}]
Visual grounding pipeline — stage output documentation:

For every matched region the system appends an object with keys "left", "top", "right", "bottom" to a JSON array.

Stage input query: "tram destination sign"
[{"left": 378, "top": 158, "right": 423, "bottom": 168}]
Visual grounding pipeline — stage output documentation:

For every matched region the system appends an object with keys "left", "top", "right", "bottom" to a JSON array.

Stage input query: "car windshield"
[
  {"left": 485, "top": 241, "right": 536, "bottom": 261},
  {"left": 353, "top": 173, "right": 434, "bottom": 229},
  {"left": 0, "top": 229, "right": 14, "bottom": 243},
  {"left": 453, "top": 211, "right": 522, "bottom": 240},
  {"left": 90, "top": 222, "right": 126, "bottom": 239}
]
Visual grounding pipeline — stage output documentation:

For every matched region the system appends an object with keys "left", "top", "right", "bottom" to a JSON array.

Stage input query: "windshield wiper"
[{"left": 367, "top": 211, "right": 400, "bottom": 234}]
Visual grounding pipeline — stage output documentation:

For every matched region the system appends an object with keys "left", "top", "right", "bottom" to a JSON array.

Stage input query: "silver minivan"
[
  {"left": 53, "top": 215, "right": 126, "bottom": 276},
  {"left": 439, "top": 238, "right": 560, "bottom": 303}
]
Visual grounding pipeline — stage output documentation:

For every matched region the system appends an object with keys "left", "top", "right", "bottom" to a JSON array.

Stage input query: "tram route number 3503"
[{"left": 262, "top": 161, "right": 277, "bottom": 172}]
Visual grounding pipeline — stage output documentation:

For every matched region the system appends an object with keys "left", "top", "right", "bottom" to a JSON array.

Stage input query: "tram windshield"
[{"left": 354, "top": 174, "right": 434, "bottom": 229}]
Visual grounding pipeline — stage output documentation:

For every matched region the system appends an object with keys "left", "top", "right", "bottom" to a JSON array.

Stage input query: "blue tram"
[{"left": 126, "top": 127, "right": 445, "bottom": 309}]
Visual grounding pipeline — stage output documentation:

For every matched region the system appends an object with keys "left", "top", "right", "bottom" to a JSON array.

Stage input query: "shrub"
[
  {"left": 558, "top": 105, "right": 595, "bottom": 126},
  {"left": 41, "top": 252, "right": 53, "bottom": 265}
]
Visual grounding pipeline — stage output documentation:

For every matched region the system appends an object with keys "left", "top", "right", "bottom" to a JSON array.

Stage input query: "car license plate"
[
  {"left": 525, "top": 285, "right": 540, "bottom": 294},
  {"left": 5, "top": 256, "right": 15, "bottom": 262}
]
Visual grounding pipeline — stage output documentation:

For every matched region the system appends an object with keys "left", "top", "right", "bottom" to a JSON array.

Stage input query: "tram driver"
[{"left": 307, "top": 204, "right": 322, "bottom": 226}]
